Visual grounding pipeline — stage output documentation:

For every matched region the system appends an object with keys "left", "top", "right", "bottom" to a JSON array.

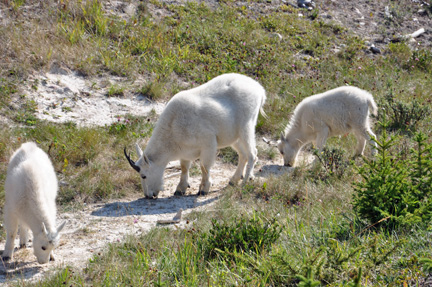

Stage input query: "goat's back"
[
  {"left": 154, "top": 73, "right": 266, "bottom": 146},
  {"left": 289, "top": 86, "right": 376, "bottom": 136}
]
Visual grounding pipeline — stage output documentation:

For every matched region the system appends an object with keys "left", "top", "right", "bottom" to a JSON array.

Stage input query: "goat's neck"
[
  {"left": 144, "top": 140, "right": 174, "bottom": 168},
  {"left": 286, "top": 129, "right": 308, "bottom": 149},
  {"left": 27, "top": 209, "right": 56, "bottom": 236}
]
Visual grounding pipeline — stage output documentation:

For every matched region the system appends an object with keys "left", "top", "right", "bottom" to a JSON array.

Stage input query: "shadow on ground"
[{"left": 91, "top": 193, "right": 221, "bottom": 217}]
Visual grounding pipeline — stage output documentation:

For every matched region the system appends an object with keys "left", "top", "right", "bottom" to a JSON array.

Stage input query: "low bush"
[
  {"left": 197, "top": 212, "right": 282, "bottom": 260},
  {"left": 377, "top": 93, "right": 430, "bottom": 134},
  {"left": 352, "top": 125, "right": 432, "bottom": 228}
]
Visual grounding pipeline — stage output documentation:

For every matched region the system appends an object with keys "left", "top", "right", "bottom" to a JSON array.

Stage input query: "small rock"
[
  {"left": 385, "top": 6, "right": 392, "bottom": 18},
  {"left": 63, "top": 87, "right": 73, "bottom": 94},
  {"left": 370, "top": 46, "right": 381, "bottom": 54},
  {"left": 59, "top": 180, "right": 69, "bottom": 186},
  {"left": 320, "top": 13, "right": 332, "bottom": 19},
  {"left": 297, "top": 0, "right": 315, "bottom": 9},
  {"left": 418, "top": 9, "right": 427, "bottom": 15},
  {"left": 270, "top": 32, "right": 283, "bottom": 40}
]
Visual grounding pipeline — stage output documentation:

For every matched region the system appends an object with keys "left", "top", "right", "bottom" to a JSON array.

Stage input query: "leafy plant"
[
  {"left": 312, "top": 146, "right": 351, "bottom": 181},
  {"left": 377, "top": 93, "right": 430, "bottom": 134},
  {"left": 107, "top": 84, "right": 125, "bottom": 97},
  {"left": 420, "top": 257, "right": 432, "bottom": 274},
  {"left": 197, "top": 212, "right": 282, "bottom": 260},
  {"left": 138, "top": 81, "right": 165, "bottom": 101},
  {"left": 296, "top": 267, "right": 320, "bottom": 287}
]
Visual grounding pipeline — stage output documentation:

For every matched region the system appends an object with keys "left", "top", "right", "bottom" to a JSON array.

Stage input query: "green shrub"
[
  {"left": 352, "top": 126, "right": 432, "bottom": 228},
  {"left": 311, "top": 146, "right": 351, "bottom": 181},
  {"left": 377, "top": 93, "right": 430, "bottom": 134},
  {"left": 197, "top": 212, "right": 282, "bottom": 260},
  {"left": 107, "top": 84, "right": 125, "bottom": 97}
]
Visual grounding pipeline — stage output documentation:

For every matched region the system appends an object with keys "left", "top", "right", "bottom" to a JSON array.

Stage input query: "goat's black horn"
[{"left": 124, "top": 147, "right": 140, "bottom": 173}]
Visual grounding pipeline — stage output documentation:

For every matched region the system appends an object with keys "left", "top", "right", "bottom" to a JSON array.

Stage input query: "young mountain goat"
[
  {"left": 125, "top": 73, "right": 266, "bottom": 198},
  {"left": 278, "top": 86, "right": 378, "bottom": 167},
  {"left": 3, "top": 142, "right": 65, "bottom": 264}
]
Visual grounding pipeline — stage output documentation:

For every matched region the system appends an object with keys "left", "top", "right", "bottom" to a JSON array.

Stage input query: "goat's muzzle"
[{"left": 124, "top": 147, "right": 140, "bottom": 173}]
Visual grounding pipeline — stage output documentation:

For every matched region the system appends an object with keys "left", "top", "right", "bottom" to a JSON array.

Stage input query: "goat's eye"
[
  {"left": 280, "top": 151, "right": 284, "bottom": 155},
  {"left": 141, "top": 175, "right": 147, "bottom": 179},
  {"left": 41, "top": 246, "right": 46, "bottom": 251}
]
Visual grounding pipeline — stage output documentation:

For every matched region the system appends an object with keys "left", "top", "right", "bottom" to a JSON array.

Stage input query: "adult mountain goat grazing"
[
  {"left": 278, "top": 86, "right": 378, "bottom": 167},
  {"left": 125, "top": 73, "right": 266, "bottom": 198},
  {"left": 3, "top": 142, "right": 65, "bottom": 264}
]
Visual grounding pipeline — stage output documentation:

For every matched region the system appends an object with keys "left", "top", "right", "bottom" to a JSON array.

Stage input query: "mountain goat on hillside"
[
  {"left": 125, "top": 73, "right": 266, "bottom": 198},
  {"left": 278, "top": 86, "right": 378, "bottom": 167},
  {"left": 3, "top": 142, "right": 65, "bottom": 264}
]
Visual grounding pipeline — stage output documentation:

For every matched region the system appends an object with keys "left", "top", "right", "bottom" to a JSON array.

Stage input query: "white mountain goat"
[
  {"left": 125, "top": 73, "right": 266, "bottom": 198},
  {"left": 278, "top": 86, "right": 378, "bottom": 167},
  {"left": 3, "top": 142, "right": 65, "bottom": 264}
]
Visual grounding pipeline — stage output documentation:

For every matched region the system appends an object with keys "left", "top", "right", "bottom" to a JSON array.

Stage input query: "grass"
[{"left": 0, "top": 0, "right": 432, "bottom": 286}]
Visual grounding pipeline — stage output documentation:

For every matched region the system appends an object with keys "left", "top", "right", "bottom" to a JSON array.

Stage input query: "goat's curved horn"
[{"left": 124, "top": 147, "right": 140, "bottom": 173}]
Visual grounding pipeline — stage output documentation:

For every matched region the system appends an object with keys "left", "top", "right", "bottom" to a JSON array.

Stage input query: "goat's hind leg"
[
  {"left": 366, "top": 128, "right": 378, "bottom": 156},
  {"left": 240, "top": 125, "right": 258, "bottom": 184},
  {"left": 354, "top": 127, "right": 377, "bottom": 157},
  {"left": 229, "top": 141, "right": 247, "bottom": 185},
  {"left": 175, "top": 159, "right": 191, "bottom": 196},
  {"left": 19, "top": 224, "right": 30, "bottom": 248}
]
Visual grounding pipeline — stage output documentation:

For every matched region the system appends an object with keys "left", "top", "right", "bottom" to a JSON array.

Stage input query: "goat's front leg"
[
  {"left": 313, "top": 126, "right": 329, "bottom": 164},
  {"left": 315, "top": 126, "right": 329, "bottom": 151},
  {"left": 174, "top": 159, "right": 191, "bottom": 196},
  {"left": 2, "top": 215, "right": 18, "bottom": 261},
  {"left": 50, "top": 251, "right": 56, "bottom": 261}
]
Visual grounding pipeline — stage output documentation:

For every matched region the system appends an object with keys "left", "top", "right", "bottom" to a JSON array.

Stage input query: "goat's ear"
[
  {"left": 280, "top": 132, "right": 286, "bottom": 142},
  {"left": 143, "top": 154, "right": 150, "bottom": 165},
  {"left": 57, "top": 221, "right": 66, "bottom": 234},
  {"left": 42, "top": 222, "right": 48, "bottom": 235},
  {"left": 135, "top": 143, "right": 143, "bottom": 158}
]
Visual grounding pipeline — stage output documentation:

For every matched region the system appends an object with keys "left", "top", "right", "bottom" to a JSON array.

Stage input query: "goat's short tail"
[
  {"left": 259, "top": 92, "right": 268, "bottom": 119},
  {"left": 367, "top": 96, "right": 378, "bottom": 116}
]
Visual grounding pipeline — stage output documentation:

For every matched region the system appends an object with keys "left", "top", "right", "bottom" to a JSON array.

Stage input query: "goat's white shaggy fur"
[
  {"left": 125, "top": 73, "right": 266, "bottom": 198},
  {"left": 278, "top": 86, "right": 378, "bottom": 167},
  {"left": 3, "top": 142, "right": 65, "bottom": 264}
]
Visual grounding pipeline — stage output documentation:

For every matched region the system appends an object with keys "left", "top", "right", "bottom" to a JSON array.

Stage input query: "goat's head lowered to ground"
[{"left": 124, "top": 144, "right": 164, "bottom": 199}]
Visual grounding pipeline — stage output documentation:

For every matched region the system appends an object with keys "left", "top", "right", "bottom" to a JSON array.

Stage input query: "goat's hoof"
[
  {"left": 174, "top": 190, "right": 185, "bottom": 196},
  {"left": 197, "top": 190, "right": 207, "bottom": 196},
  {"left": 2, "top": 256, "right": 11, "bottom": 262},
  {"left": 145, "top": 195, "right": 158, "bottom": 199},
  {"left": 19, "top": 244, "right": 27, "bottom": 249},
  {"left": 50, "top": 254, "right": 55, "bottom": 261},
  {"left": 228, "top": 181, "right": 235, "bottom": 186}
]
